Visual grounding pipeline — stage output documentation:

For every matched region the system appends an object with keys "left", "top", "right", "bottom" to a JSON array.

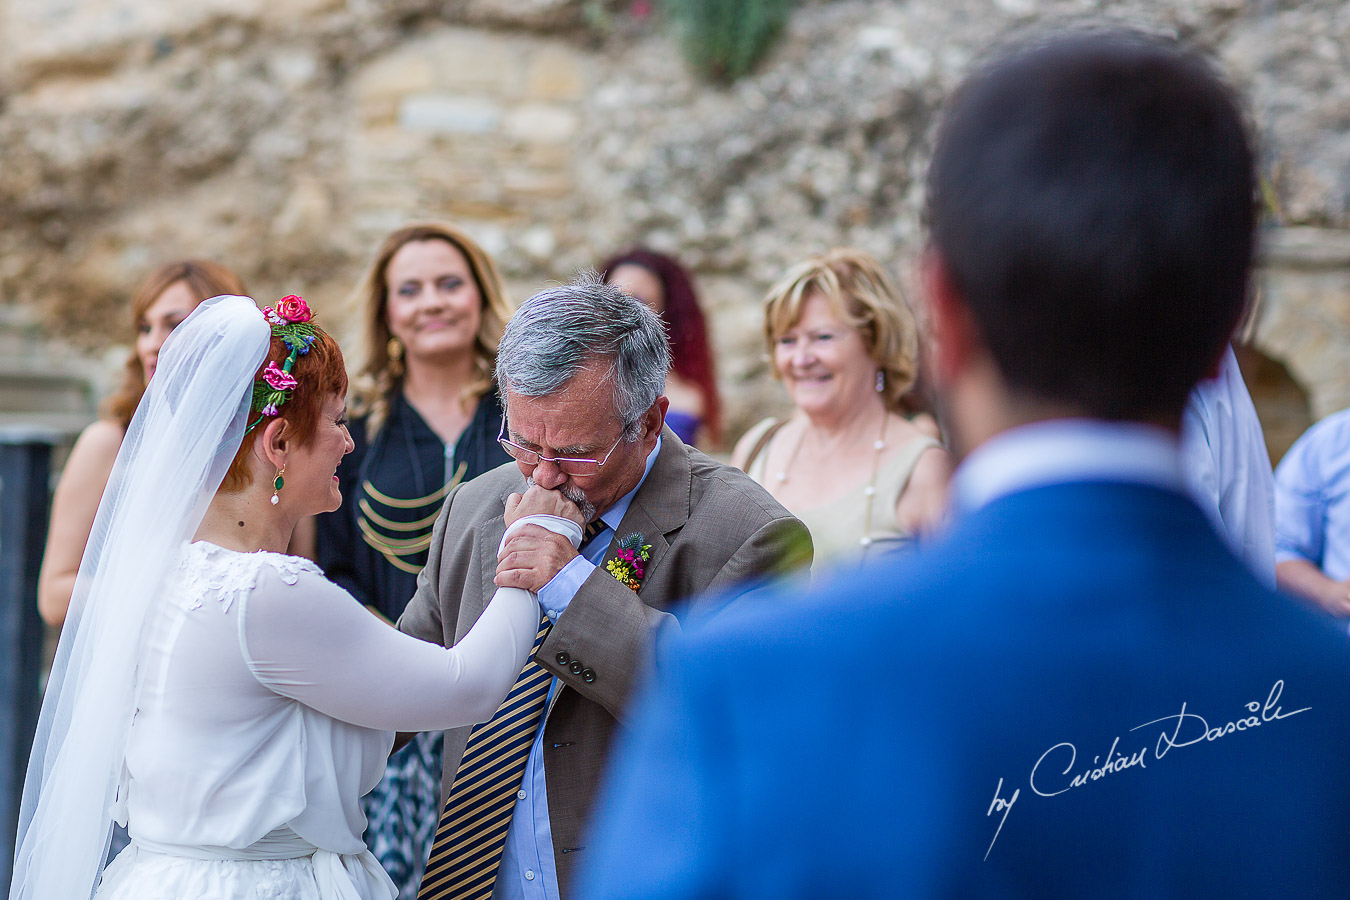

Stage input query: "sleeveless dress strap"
[
  {"left": 740, "top": 417, "right": 786, "bottom": 483},
  {"left": 870, "top": 435, "right": 944, "bottom": 532}
]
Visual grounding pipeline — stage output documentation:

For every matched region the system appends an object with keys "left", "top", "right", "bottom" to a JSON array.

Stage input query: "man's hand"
[
  {"left": 504, "top": 484, "right": 586, "bottom": 528},
  {"left": 1313, "top": 578, "right": 1350, "bottom": 617},
  {"left": 496, "top": 526, "right": 579, "bottom": 592},
  {"left": 1275, "top": 558, "right": 1350, "bottom": 617},
  {"left": 1322, "top": 587, "right": 1350, "bottom": 617}
]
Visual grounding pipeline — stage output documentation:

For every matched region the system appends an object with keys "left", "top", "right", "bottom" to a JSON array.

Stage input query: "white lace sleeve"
[{"left": 239, "top": 560, "right": 539, "bottom": 731}]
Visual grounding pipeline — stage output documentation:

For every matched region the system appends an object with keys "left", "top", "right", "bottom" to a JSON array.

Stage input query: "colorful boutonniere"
[{"left": 605, "top": 532, "right": 652, "bottom": 591}]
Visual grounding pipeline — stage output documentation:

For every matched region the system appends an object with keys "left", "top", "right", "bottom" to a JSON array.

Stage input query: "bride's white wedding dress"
[
  {"left": 93, "top": 539, "right": 537, "bottom": 900},
  {"left": 10, "top": 297, "right": 573, "bottom": 900}
]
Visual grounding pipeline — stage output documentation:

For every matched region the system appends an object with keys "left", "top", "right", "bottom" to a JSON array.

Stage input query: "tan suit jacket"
[{"left": 398, "top": 427, "right": 810, "bottom": 892}]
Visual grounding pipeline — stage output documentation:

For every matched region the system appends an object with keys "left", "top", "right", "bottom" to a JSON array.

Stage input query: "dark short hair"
[{"left": 925, "top": 30, "right": 1256, "bottom": 421}]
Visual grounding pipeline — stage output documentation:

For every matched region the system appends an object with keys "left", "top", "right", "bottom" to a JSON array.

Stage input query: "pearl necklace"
[
  {"left": 859, "top": 416, "right": 888, "bottom": 550},
  {"left": 775, "top": 415, "right": 890, "bottom": 550}
]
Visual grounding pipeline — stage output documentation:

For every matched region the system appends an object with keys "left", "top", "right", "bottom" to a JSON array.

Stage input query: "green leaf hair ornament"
[{"left": 244, "top": 295, "right": 319, "bottom": 436}]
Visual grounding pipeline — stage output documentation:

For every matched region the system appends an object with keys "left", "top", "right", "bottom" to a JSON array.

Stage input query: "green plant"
[{"left": 664, "top": 0, "right": 794, "bottom": 83}]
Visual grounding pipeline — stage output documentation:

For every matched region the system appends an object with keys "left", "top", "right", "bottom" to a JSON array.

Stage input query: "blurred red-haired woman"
[{"left": 601, "top": 248, "right": 723, "bottom": 448}]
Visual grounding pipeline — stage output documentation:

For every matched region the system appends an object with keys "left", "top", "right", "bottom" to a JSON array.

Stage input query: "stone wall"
[
  {"left": 2, "top": 0, "right": 1349, "bottom": 448},
  {"left": 1259, "top": 230, "right": 1350, "bottom": 419}
]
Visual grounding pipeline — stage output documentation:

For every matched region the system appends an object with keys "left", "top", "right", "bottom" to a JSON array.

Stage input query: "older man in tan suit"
[{"left": 398, "top": 274, "right": 809, "bottom": 900}]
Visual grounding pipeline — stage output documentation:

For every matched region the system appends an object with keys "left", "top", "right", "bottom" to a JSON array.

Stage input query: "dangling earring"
[
  {"left": 875, "top": 370, "right": 885, "bottom": 393},
  {"left": 387, "top": 336, "right": 405, "bottom": 378},
  {"left": 270, "top": 465, "right": 286, "bottom": 506}
]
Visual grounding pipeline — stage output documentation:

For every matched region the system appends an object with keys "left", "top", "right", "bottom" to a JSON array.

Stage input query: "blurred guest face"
[
  {"left": 136, "top": 280, "right": 199, "bottom": 383},
  {"left": 385, "top": 239, "right": 483, "bottom": 366},
  {"left": 283, "top": 392, "right": 355, "bottom": 515},
  {"left": 774, "top": 291, "right": 876, "bottom": 420},
  {"left": 608, "top": 264, "right": 666, "bottom": 314}
]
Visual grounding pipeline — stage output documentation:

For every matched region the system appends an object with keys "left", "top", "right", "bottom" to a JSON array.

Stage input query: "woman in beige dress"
[{"left": 732, "top": 248, "right": 951, "bottom": 572}]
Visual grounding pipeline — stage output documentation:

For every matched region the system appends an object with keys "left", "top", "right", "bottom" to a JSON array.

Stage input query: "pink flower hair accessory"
[
  {"left": 275, "top": 295, "right": 314, "bottom": 323},
  {"left": 262, "top": 361, "right": 298, "bottom": 391},
  {"left": 245, "top": 294, "right": 321, "bottom": 435}
]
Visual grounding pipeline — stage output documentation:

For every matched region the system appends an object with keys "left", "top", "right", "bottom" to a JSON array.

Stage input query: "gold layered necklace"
[
  {"left": 357, "top": 399, "right": 468, "bottom": 574},
  {"left": 357, "top": 469, "right": 463, "bottom": 573}
]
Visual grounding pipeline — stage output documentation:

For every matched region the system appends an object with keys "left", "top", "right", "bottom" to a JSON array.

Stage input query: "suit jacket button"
[
  {"left": 569, "top": 660, "right": 583, "bottom": 675},
  {"left": 581, "top": 668, "right": 596, "bottom": 683},
  {"left": 555, "top": 651, "right": 571, "bottom": 666}
]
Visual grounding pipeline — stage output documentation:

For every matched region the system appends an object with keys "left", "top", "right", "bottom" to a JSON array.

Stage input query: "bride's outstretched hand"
[{"left": 504, "top": 484, "right": 586, "bottom": 529}]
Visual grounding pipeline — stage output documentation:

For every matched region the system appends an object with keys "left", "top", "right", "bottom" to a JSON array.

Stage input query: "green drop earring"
[{"left": 270, "top": 465, "right": 286, "bottom": 506}]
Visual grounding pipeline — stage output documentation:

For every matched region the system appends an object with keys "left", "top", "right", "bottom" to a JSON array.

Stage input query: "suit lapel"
[
  {"left": 544, "top": 430, "right": 691, "bottom": 719},
  {"left": 604, "top": 427, "right": 692, "bottom": 599},
  {"left": 462, "top": 484, "right": 518, "bottom": 641}
]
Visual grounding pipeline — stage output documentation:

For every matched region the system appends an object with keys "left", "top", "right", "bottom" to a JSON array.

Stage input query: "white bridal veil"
[{"left": 10, "top": 296, "right": 269, "bottom": 900}]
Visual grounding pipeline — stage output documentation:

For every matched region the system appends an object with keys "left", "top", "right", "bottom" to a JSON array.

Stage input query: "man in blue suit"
[{"left": 579, "top": 30, "right": 1350, "bottom": 898}]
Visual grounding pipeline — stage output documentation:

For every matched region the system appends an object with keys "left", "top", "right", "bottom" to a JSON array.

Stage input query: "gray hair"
[{"left": 496, "top": 271, "right": 671, "bottom": 433}]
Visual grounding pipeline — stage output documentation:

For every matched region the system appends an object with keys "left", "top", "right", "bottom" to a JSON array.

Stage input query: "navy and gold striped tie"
[
  {"left": 418, "top": 614, "right": 553, "bottom": 900},
  {"left": 580, "top": 518, "right": 606, "bottom": 551}
]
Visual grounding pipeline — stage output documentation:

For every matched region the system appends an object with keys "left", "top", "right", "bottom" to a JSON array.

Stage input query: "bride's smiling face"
[{"left": 283, "top": 393, "right": 354, "bottom": 515}]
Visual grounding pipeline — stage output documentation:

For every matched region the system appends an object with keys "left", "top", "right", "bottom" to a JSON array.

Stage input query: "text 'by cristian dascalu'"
[{"left": 982, "top": 680, "right": 1309, "bottom": 860}]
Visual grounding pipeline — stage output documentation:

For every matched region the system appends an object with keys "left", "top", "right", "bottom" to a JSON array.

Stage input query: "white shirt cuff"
[
  {"left": 498, "top": 515, "right": 589, "bottom": 621},
  {"left": 498, "top": 514, "right": 583, "bottom": 554}
]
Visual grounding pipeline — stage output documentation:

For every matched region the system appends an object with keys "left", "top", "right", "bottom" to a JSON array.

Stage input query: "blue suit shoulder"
[{"left": 583, "top": 480, "right": 1350, "bottom": 899}]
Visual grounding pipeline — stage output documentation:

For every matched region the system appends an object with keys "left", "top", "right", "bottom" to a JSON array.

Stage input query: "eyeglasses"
[{"left": 497, "top": 417, "right": 625, "bottom": 477}]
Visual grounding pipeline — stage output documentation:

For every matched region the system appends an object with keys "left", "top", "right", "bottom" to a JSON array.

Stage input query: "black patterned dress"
[{"left": 316, "top": 389, "right": 509, "bottom": 899}]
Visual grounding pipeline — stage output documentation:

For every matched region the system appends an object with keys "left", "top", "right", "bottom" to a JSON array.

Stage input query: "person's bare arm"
[
  {"left": 895, "top": 445, "right": 954, "bottom": 537},
  {"left": 1276, "top": 558, "right": 1350, "bottom": 616},
  {"left": 37, "top": 420, "right": 124, "bottom": 627}
]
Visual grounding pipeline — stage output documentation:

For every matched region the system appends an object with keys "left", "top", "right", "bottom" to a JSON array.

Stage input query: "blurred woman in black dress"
[{"left": 316, "top": 221, "right": 513, "bottom": 899}]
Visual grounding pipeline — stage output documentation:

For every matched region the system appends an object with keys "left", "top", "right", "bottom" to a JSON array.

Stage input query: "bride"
[{"left": 10, "top": 295, "right": 583, "bottom": 899}]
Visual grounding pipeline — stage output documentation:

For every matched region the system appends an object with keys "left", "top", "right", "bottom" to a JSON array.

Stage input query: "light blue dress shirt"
[
  {"left": 1179, "top": 345, "right": 1277, "bottom": 586},
  {"left": 492, "top": 438, "right": 661, "bottom": 900},
  {"left": 1274, "top": 407, "right": 1350, "bottom": 582}
]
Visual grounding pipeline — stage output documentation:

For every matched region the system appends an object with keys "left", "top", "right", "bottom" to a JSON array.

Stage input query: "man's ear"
[
  {"left": 922, "top": 249, "right": 981, "bottom": 387},
  {"left": 646, "top": 396, "right": 669, "bottom": 441}
]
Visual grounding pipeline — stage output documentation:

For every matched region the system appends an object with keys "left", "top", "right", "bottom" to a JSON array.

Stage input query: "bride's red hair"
[{"left": 220, "top": 325, "right": 348, "bottom": 491}]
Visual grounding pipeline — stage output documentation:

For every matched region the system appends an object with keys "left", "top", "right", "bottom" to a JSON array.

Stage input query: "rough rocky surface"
[{"left": 2, "top": 0, "right": 1348, "bottom": 446}]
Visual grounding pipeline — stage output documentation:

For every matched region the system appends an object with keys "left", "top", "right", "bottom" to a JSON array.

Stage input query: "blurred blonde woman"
[
  {"left": 314, "top": 222, "right": 513, "bottom": 899},
  {"left": 733, "top": 249, "right": 952, "bottom": 571},
  {"left": 38, "top": 259, "right": 247, "bottom": 628}
]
